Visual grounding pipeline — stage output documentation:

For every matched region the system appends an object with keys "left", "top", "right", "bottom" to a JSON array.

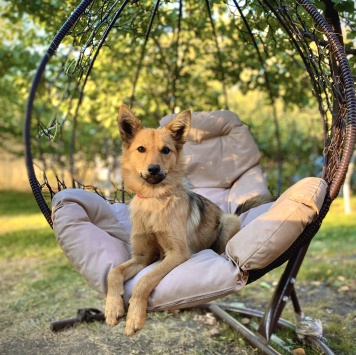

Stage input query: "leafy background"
[{"left": 1, "top": 0, "right": 355, "bottom": 194}]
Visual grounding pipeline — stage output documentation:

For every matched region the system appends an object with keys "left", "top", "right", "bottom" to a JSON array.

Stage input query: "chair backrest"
[
  {"left": 162, "top": 110, "right": 261, "bottom": 188},
  {"left": 161, "top": 110, "right": 271, "bottom": 213}
]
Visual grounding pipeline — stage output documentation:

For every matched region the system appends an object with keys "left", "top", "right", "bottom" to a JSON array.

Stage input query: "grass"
[
  {"left": 302, "top": 204, "right": 356, "bottom": 284},
  {"left": 0, "top": 190, "right": 355, "bottom": 354}
]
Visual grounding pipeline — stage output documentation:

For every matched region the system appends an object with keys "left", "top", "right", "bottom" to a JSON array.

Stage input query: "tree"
[
  {"left": 343, "top": 151, "right": 356, "bottom": 213},
  {"left": 0, "top": 0, "right": 355, "bottom": 194}
]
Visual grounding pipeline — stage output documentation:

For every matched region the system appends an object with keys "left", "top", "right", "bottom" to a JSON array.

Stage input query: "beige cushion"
[
  {"left": 161, "top": 110, "right": 270, "bottom": 213},
  {"left": 161, "top": 110, "right": 265, "bottom": 190},
  {"left": 52, "top": 178, "right": 327, "bottom": 310},
  {"left": 226, "top": 177, "right": 328, "bottom": 271},
  {"left": 52, "top": 189, "right": 131, "bottom": 297},
  {"left": 125, "top": 250, "right": 248, "bottom": 311}
]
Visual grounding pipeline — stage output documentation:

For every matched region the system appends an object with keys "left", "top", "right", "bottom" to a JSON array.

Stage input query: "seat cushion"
[
  {"left": 52, "top": 189, "right": 131, "bottom": 296},
  {"left": 51, "top": 111, "right": 327, "bottom": 310}
]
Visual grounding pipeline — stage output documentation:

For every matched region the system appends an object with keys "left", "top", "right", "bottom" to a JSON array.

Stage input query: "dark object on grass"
[{"left": 50, "top": 308, "right": 105, "bottom": 332}]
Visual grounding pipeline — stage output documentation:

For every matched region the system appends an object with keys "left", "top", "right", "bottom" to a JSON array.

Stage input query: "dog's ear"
[
  {"left": 118, "top": 104, "right": 143, "bottom": 146},
  {"left": 165, "top": 110, "right": 191, "bottom": 147}
]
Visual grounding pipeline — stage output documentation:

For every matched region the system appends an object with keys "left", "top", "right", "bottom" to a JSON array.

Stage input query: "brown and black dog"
[{"left": 105, "top": 105, "right": 272, "bottom": 335}]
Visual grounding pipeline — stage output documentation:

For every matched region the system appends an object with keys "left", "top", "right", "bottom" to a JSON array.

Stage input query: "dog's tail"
[{"left": 235, "top": 194, "right": 276, "bottom": 216}]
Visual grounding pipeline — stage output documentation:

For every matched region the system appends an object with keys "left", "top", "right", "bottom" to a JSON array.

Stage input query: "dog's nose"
[{"left": 148, "top": 164, "right": 161, "bottom": 176}]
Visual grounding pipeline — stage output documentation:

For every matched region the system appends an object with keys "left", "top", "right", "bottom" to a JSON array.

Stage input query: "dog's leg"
[
  {"left": 105, "top": 257, "right": 149, "bottom": 326},
  {"left": 125, "top": 237, "right": 189, "bottom": 336},
  {"left": 105, "top": 235, "right": 158, "bottom": 327}
]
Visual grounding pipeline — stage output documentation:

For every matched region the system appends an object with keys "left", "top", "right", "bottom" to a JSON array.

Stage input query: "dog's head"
[{"left": 118, "top": 104, "right": 191, "bottom": 188}]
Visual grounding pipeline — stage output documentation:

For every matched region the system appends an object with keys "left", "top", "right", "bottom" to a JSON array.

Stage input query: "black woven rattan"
[{"left": 24, "top": 0, "right": 355, "bottom": 352}]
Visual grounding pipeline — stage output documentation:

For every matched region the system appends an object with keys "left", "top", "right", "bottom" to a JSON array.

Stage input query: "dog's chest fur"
[{"left": 130, "top": 196, "right": 178, "bottom": 230}]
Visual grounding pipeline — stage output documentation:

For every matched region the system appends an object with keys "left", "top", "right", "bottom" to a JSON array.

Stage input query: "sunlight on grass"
[
  {"left": 0, "top": 228, "right": 61, "bottom": 260},
  {"left": 0, "top": 191, "right": 58, "bottom": 260},
  {"left": 0, "top": 213, "right": 49, "bottom": 235},
  {"left": 299, "top": 196, "right": 356, "bottom": 283}
]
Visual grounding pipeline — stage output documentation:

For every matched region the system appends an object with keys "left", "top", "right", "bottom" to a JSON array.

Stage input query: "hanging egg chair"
[{"left": 24, "top": 0, "right": 355, "bottom": 353}]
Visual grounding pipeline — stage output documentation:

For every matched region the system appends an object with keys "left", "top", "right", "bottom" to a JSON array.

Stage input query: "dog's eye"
[
  {"left": 137, "top": 146, "right": 146, "bottom": 153},
  {"left": 161, "top": 147, "right": 171, "bottom": 155}
]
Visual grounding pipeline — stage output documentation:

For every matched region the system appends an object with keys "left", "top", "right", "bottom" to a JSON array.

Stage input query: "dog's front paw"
[
  {"left": 105, "top": 295, "right": 125, "bottom": 327},
  {"left": 124, "top": 300, "right": 147, "bottom": 336}
]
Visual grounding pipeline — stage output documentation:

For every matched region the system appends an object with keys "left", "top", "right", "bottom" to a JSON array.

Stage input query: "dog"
[{"left": 105, "top": 105, "right": 273, "bottom": 336}]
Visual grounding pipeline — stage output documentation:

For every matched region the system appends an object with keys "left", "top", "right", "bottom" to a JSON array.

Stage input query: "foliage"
[
  {"left": 228, "top": 90, "right": 323, "bottom": 192},
  {"left": 0, "top": 0, "right": 355, "bottom": 192}
]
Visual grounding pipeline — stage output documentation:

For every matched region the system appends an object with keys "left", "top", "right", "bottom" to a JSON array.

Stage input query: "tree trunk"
[{"left": 343, "top": 150, "right": 356, "bottom": 214}]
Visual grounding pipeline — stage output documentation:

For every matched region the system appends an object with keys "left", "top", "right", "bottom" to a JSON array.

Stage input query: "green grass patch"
[
  {"left": 0, "top": 190, "right": 42, "bottom": 216},
  {"left": 0, "top": 190, "right": 56, "bottom": 259},
  {"left": 0, "top": 226, "right": 57, "bottom": 260},
  {"left": 299, "top": 197, "right": 356, "bottom": 285}
]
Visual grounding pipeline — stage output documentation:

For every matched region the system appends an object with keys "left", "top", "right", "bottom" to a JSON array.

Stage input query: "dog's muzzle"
[{"left": 142, "top": 164, "right": 166, "bottom": 184}]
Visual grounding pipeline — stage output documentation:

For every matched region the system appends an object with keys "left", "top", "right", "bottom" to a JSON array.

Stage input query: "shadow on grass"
[{"left": 0, "top": 190, "right": 42, "bottom": 216}]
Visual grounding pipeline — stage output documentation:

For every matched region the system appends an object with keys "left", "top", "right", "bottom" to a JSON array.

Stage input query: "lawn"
[{"left": 0, "top": 190, "right": 355, "bottom": 354}]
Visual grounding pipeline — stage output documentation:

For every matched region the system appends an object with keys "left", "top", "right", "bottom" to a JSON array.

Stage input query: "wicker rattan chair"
[{"left": 24, "top": 1, "right": 356, "bottom": 353}]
